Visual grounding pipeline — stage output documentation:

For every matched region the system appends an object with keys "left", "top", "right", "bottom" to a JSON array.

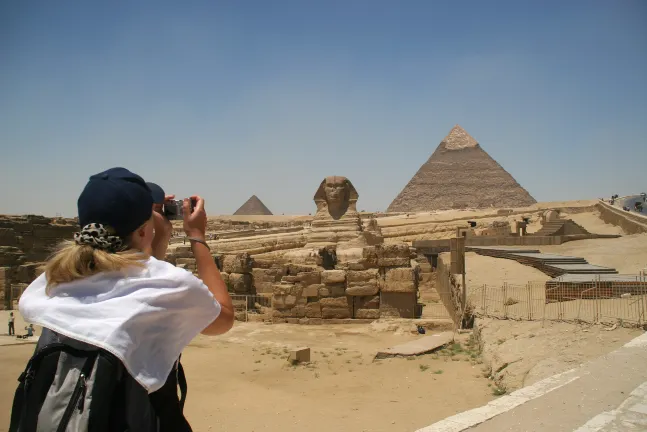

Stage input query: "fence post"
[
  {"left": 482, "top": 284, "right": 487, "bottom": 316},
  {"left": 503, "top": 282, "right": 508, "bottom": 319},
  {"left": 527, "top": 282, "right": 532, "bottom": 320}
]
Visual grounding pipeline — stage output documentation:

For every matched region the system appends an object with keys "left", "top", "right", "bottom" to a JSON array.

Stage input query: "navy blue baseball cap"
[
  {"left": 146, "top": 182, "right": 166, "bottom": 204},
  {"left": 77, "top": 167, "right": 153, "bottom": 238}
]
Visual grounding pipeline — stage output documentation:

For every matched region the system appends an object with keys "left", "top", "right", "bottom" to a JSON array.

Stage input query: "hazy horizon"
[{"left": 1, "top": 1, "right": 645, "bottom": 217}]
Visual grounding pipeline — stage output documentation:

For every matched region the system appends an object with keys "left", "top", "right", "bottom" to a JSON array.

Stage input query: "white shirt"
[{"left": 19, "top": 257, "right": 221, "bottom": 392}]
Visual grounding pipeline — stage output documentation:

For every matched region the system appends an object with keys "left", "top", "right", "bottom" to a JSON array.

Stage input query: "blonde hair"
[{"left": 43, "top": 240, "right": 148, "bottom": 295}]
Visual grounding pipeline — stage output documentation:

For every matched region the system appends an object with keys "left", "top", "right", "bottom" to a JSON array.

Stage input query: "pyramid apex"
[
  {"left": 234, "top": 195, "right": 273, "bottom": 215},
  {"left": 441, "top": 125, "right": 479, "bottom": 150}
]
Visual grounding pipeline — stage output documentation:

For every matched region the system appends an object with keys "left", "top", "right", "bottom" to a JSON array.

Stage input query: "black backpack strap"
[{"left": 177, "top": 360, "right": 187, "bottom": 410}]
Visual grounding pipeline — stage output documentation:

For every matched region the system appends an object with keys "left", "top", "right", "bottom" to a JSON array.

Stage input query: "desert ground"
[{"left": 1, "top": 312, "right": 495, "bottom": 432}]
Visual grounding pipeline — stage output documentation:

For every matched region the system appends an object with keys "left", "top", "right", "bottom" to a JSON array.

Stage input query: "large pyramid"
[
  {"left": 387, "top": 125, "right": 536, "bottom": 212},
  {"left": 233, "top": 195, "right": 273, "bottom": 215}
]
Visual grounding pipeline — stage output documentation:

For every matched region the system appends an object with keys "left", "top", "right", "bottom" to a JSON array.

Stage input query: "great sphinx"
[{"left": 308, "top": 176, "right": 362, "bottom": 245}]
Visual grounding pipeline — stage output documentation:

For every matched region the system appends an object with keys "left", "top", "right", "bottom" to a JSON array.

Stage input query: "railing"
[
  {"left": 468, "top": 274, "right": 647, "bottom": 327},
  {"left": 230, "top": 294, "right": 273, "bottom": 322}
]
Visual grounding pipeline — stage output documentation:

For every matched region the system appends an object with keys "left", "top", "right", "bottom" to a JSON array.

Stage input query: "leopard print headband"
[{"left": 73, "top": 223, "right": 124, "bottom": 252}]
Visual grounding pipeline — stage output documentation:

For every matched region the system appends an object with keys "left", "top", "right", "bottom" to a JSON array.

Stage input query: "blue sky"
[{"left": 1, "top": 0, "right": 645, "bottom": 217}]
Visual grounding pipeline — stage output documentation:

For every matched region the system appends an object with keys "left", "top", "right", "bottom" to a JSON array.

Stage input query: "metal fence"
[
  {"left": 230, "top": 294, "right": 273, "bottom": 322},
  {"left": 468, "top": 274, "right": 647, "bottom": 327}
]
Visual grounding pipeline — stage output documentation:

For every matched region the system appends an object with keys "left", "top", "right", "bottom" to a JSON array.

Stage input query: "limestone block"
[
  {"left": 318, "top": 286, "right": 331, "bottom": 297},
  {"left": 229, "top": 273, "right": 252, "bottom": 294},
  {"left": 176, "top": 258, "right": 196, "bottom": 266},
  {"left": 289, "top": 347, "right": 310, "bottom": 363},
  {"left": 296, "top": 271, "right": 321, "bottom": 286},
  {"left": 304, "top": 301, "right": 322, "bottom": 318},
  {"left": 347, "top": 269, "right": 379, "bottom": 283},
  {"left": 321, "top": 270, "right": 346, "bottom": 285},
  {"left": 329, "top": 284, "right": 346, "bottom": 297},
  {"left": 282, "top": 275, "right": 299, "bottom": 283},
  {"left": 220, "top": 272, "right": 230, "bottom": 285},
  {"left": 375, "top": 244, "right": 411, "bottom": 267},
  {"left": 234, "top": 311, "right": 247, "bottom": 321},
  {"left": 174, "top": 246, "right": 193, "bottom": 258},
  {"left": 355, "top": 309, "right": 380, "bottom": 319},
  {"left": 302, "top": 284, "right": 323, "bottom": 297},
  {"left": 15, "top": 264, "right": 40, "bottom": 284},
  {"left": 360, "top": 246, "right": 379, "bottom": 268},
  {"left": 355, "top": 295, "right": 380, "bottom": 309},
  {"left": 322, "top": 307, "right": 351, "bottom": 319},
  {"left": 252, "top": 268, "right": 283, "bottom": 294},
  {"left": 0, "top": 228, "right": 18, "bottom": 247},
  {"left": 293, "top": 305, "right": 307, "bottom": 318},
  {"left": 272, "top": 283, "right": 302, "bottom": 297},
  {"left": 221, "top": 253, "right": 253, "bottom": 274},
  {"left": 320, "top": 296, "right": 351, "bottom": 308},
  {"left": 287, "top": 263, "right": 318, "bottom": 275},
  {"left": 273, "top": 294, "right": 299, "bottom": 309},
  {"left": 381, "top": 267, "right": 417, "bottom": 293},
  {"left": 346, "top": 285, "right": 379, "bottom": 296},
  {"left": 272, "top": 308, "right": 296, "bottom": 318}
]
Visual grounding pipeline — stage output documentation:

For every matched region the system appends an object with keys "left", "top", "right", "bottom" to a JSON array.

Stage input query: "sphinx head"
[{"left": 313, "top": 176, "right": 358, "bottom": 220}]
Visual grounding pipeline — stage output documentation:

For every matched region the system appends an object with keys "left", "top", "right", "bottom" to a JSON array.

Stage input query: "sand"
[
  {"left": 540, "top": 234, "right": 647, "bottom": 274},
  {"left": 0, "top": 317, "right": 494, "bottom": 432},
  {"left": 465, "top": 252, "right": 550, "bottom": 288},
  {"left": 475, "top": 318, "right": 643, "bottom": 391}
]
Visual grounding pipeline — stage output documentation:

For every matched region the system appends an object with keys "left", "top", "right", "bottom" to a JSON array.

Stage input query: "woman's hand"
[{"left": 183, "top": 196, "right": 207, "bottom": 240}]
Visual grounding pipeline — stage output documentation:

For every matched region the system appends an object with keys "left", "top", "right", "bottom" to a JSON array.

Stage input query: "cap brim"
[{"left": 146, "top": 182, "right": 166, "bottom": 204}]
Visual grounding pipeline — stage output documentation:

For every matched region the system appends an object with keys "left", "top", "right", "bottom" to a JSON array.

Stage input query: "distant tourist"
[
  {"left": 16, "top": 324, "right": 35, "bottom": 339},
  {"left": 10, "top": 167, "right": 234, "bottom": 431},
  {"left": 8, "top": 312, "right": 15, "bottom": 336}
]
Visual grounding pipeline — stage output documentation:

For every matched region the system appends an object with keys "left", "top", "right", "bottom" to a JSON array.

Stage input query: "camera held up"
[{"left": 164, "top": 198, "right": 197, "bottom": 220}]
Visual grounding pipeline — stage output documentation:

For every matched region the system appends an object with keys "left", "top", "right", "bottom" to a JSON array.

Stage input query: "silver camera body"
[{"left": 164, "top": 199, "right": 196, "bottom": 220}]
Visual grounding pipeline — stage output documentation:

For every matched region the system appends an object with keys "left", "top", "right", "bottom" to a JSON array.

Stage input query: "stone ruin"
[
  {"left": 165, "top": 175, "right": 421, "bottom": 323},
  {"left": 1, "top": 215, "right": 78, "bottom": 309}
]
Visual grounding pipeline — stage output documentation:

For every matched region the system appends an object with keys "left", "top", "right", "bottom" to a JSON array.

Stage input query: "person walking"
[
  {"left": 9, "top": 167, "right": 234, "bottom": 432},
  {"left": 8, "top": 312, "right": 15, "bottom": 336}
]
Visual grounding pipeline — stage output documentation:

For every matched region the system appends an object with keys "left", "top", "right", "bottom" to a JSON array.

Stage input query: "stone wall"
[
  {"left": 596, "top": 201, "right": 647, "bottom": 234},
  {"left": 269, "top": 244, "right": 418, "bottom": 323},
  {"left": 0, "top": 215, "right": 78, "bottom": 309},
  {"left": 164, "top": 244, "right": 421, "bottom": 323},
  {"left": 435, "top": 253, "right": 465, "bottom": 327}
]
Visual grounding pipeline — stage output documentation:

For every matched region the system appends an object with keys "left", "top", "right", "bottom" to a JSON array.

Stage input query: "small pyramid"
[
  {"left": 387, "top": 125, "right": 536, "bottom": 212},
  {"left": 233, "top": 195, "right": 273, "bottom": 215}
]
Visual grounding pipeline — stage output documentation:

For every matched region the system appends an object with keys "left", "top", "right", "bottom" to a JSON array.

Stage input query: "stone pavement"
[
  {"left": 416, "top": 331, "right": 647, "bottom": 432},
  {"left": 573, "top": 382, "right": 647, "bottom": 431}
]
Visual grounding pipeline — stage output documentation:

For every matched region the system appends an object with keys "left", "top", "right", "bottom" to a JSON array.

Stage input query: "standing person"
[
  {"left": 10, "top": 167, "right": 234, "bottom": 432},
  {"left": 8, "top": 312, "right": 15, "bottom": 336}
]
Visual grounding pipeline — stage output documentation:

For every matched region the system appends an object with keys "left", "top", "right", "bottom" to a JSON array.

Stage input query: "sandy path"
[{"left": 0, "top": 321, "right": 494, "bottom": 432}]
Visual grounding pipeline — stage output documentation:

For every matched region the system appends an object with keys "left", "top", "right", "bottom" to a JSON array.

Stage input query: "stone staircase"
[{"left": 532, "top": 219, "right": 590, "bottom": 237}]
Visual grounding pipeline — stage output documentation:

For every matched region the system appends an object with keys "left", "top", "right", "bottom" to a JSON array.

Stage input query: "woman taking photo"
[{"left": 10, "top": 167, "right": 234, "bottom": 432}]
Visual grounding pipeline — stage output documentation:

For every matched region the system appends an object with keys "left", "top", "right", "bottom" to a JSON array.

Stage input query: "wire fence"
[{"left": 468, "top": 274, "right": 647, "bottom": 327}]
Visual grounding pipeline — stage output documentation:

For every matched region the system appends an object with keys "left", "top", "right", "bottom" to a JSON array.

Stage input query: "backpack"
[{"left": 9, "top": 328, "right": 191, "bottom": 432}]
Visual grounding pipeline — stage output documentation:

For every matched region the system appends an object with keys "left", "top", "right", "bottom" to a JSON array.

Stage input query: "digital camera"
[{"left": 164, "top": 198, "right": 196, "bottom": 220}]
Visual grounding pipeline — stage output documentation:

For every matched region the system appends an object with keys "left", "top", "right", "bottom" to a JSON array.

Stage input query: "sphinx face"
[{"left": 324, "top": 176, "right": 348, "bottom": 206}]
